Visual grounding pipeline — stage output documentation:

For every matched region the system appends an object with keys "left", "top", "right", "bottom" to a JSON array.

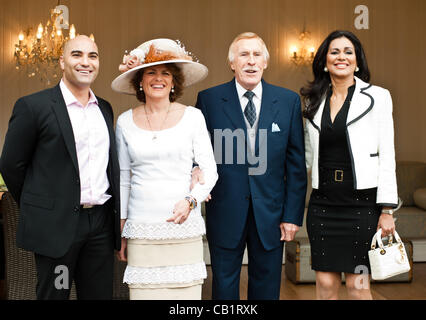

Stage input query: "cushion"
[
  {"left": 396, "top": 161, "right": 426, "bottom": 206},
  {"left": 413, "top": 188, "right": 426, "bottom": 210}
]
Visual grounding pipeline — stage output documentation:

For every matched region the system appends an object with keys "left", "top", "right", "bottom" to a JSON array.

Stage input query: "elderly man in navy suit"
[{"left": 195, "top": 32, "right": 307, "bottom": 300}]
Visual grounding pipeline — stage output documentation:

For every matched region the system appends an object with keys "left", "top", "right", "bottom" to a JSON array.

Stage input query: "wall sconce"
[{"left": 289, "top": 30, "right": 316, "bottom": 66}]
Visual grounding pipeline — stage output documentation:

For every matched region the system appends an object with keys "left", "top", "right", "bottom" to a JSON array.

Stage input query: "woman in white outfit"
[{"left": 111, "top": 39, "right": 217, "bottom": 300}]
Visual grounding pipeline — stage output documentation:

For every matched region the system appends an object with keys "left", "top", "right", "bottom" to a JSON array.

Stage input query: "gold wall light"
[{"left": 289, "top": 30, "right": 316, "bottom": 66}]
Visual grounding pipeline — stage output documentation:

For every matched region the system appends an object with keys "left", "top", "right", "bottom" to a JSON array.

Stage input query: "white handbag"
[{"left": 368, "top": 228, "right": 411, "bottom": 280}]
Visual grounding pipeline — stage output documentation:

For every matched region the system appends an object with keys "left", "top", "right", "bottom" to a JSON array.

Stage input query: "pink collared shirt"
[{"left": 60, "top": 80, "right": 111, "bottom": 205}]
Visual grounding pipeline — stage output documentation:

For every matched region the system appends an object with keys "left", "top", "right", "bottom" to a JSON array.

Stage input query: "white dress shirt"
[
  {"left": 235, "top": 79, "right": 262, "bottom": 152},
  {"left": 59, "top": 80, "right": 111, "bottom": 205}
]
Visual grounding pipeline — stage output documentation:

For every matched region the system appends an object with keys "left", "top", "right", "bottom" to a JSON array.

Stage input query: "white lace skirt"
[{"left": 124, "top": 236, "right": 206, "bottom": 300}]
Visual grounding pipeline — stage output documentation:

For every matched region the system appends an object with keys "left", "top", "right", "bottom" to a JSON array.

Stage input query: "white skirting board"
[{"left": 411, "top": 238, "right": 426, "bottom": 262}]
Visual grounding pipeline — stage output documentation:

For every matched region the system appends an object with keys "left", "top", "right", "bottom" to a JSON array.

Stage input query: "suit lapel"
[
  {"left": 311, "top": 98, "right": 325, "bottom": 132},
  {"left": 346, "top": 76, "right": 374, "bottom": 126},
  {"left": 221, "top": 79, "right": 247, "bottom": 132},
  {"left": 255, "top": 80, "right": 280, "bottom": 153},
  {"left": 97, "top": 99, "right": 115, "bottom": 151},
  {"left": 310, "top": 76, "right": 373, "bottom": 131},
  {"left": 97, "top": 99, "right": 116, "bottom": 189},
  {"left": 50, "top": 85, "right": 79, "bottom": 173}
]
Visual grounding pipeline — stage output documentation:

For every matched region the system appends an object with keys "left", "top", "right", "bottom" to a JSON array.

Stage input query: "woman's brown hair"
[{"left": 131, "top": 63, "right": 184, "bottom": 103}]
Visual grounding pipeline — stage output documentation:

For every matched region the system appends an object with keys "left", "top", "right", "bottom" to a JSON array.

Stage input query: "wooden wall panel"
[
  {"left": 0, "top": 0, "right": 425, "bottom": 162},
  {"left": 421, "top": 0, "right": 426, "bottom": 162}
]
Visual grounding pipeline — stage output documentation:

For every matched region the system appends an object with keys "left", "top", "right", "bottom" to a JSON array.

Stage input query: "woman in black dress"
[{"left": 301, "top": 30, "right": 398, "bottom": 300}]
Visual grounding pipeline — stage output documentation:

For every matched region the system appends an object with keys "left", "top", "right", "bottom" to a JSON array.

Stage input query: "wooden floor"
[
  {"left": 202, "top": 263, "right": 426, "bottom": 300},
  {"left": 1, "top": 263, "right": 425, "bottom": 300}
]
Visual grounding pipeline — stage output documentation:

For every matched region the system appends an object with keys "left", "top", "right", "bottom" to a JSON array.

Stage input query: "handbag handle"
[{"left": 370, "top": 228, "right": 403, "bottom": 250}]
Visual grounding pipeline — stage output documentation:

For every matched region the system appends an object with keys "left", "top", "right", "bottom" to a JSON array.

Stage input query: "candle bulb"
[
  {"left": 18, "top": 32, "right": 24, "bottom": 42},
  {"left": 89, "top": 34, "right": 95, "bottom": 42},
  {"left": 36, "top": 23, "right": 43, "bottom": 40},
  {"left": 70, "top": 24, "right": 76, "bottom": 39},
  {"left": 37, "top": 23, "right": 43, "bottom": 35},
  {"left": 290, "top": 46, "right": 298, "bottom": 59}
]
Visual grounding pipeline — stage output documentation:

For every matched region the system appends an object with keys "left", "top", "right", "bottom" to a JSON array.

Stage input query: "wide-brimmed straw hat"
[{"left": 111, "top": 38, "right": 208, "bottom": 95}]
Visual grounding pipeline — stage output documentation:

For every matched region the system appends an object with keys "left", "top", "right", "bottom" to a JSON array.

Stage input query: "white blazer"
[{"left": 304, "top": 76, "right": 398, "bottom": 206}]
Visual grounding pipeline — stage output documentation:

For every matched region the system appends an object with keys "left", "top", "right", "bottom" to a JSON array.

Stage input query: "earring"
[
  {"left": 324, "top": 67, "right": 329, "bottom": 72},
  {"left": 355, "top": 66, "right": 360, "bottom": 72},
  {"left": 171, "top": 87, "right": 175, "bottom": 93},
  {"left": 139, "top": 85, "right": 143, "bottom": 92}
]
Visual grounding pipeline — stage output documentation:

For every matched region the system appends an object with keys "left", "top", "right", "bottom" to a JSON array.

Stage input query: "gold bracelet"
[{"left": 185, "top": 196, "right": 197, "bottom": 210}]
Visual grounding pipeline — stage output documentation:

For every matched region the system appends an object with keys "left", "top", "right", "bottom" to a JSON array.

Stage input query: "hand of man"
[
  {"left": 190, "top": 166, "right": 212, "bottom": 202},
  {"left": 280, "top": 222, "right": 299, "bottom": 242},
  {"left": 190, "top": 166, "right": 204, "bottom": 190}
]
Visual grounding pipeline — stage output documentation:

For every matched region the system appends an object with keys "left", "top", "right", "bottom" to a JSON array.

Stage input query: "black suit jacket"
[{"left": 0, "top": 84, "right": 121, "bottom": 258}]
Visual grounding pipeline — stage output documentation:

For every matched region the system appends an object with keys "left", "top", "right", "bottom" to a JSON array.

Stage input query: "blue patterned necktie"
[{"left": 244, "top": 91, "right": 256, "bottom": 127}]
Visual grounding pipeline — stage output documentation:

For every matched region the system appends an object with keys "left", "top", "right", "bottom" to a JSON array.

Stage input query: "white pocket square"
[{"left": 272, "top": 123, "right": 281, "bottom": 132}]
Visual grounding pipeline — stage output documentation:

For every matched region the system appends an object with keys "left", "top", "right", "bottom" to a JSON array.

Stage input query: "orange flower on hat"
[{"left": 143, "top": 44, "right": 178, "bottom": 64}]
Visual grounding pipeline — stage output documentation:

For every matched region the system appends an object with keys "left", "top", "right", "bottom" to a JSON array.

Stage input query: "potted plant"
[{"left": 0, "top": 173, "right": 7, "bottom": 191}]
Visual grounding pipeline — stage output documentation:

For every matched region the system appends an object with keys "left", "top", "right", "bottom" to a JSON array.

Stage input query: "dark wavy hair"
[
  {"left": 131, "top": 63, "right": 184, "bottom": 103},
  {"left": 300, "top": 30, "right": 370, "bottom": 120}
]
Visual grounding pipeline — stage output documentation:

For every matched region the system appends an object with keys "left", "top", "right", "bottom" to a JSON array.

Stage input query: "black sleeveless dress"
[{"left": 306, "top": 85, "right": 380, "bottom": 274}]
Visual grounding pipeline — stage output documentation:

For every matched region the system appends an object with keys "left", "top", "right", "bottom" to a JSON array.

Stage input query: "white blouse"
[{"left": 115, "top": 106, "right": 218, "bottom": 240}]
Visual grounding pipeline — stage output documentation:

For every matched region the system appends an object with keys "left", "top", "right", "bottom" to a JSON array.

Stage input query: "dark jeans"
[{"left": 34, "top": 202, "right": 114, "bottom": 300}]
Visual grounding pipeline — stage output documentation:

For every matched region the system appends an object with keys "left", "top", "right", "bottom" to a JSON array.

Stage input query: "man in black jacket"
[{"left": 0, "top": 35, "right": 121, "bottom": 299}]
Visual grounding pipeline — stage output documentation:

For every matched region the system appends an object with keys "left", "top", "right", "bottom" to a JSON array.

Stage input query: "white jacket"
[{"left": 304, "top": 76, "right": 398, "bottom": 206}]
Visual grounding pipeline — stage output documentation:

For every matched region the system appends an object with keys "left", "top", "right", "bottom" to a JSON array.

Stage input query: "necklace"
[{"left": 144, "top": 103, "right": 171, "bottom": 141}]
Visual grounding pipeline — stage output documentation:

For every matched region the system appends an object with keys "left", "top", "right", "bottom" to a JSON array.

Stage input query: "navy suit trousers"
[{"left": 208, "top": 200, "right": 284, "bottom": 300}]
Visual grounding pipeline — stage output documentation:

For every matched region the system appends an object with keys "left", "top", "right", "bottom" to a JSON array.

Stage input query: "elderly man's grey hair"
[{"left": 227, "top": 32, "right": 270, "bottom": 65}]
